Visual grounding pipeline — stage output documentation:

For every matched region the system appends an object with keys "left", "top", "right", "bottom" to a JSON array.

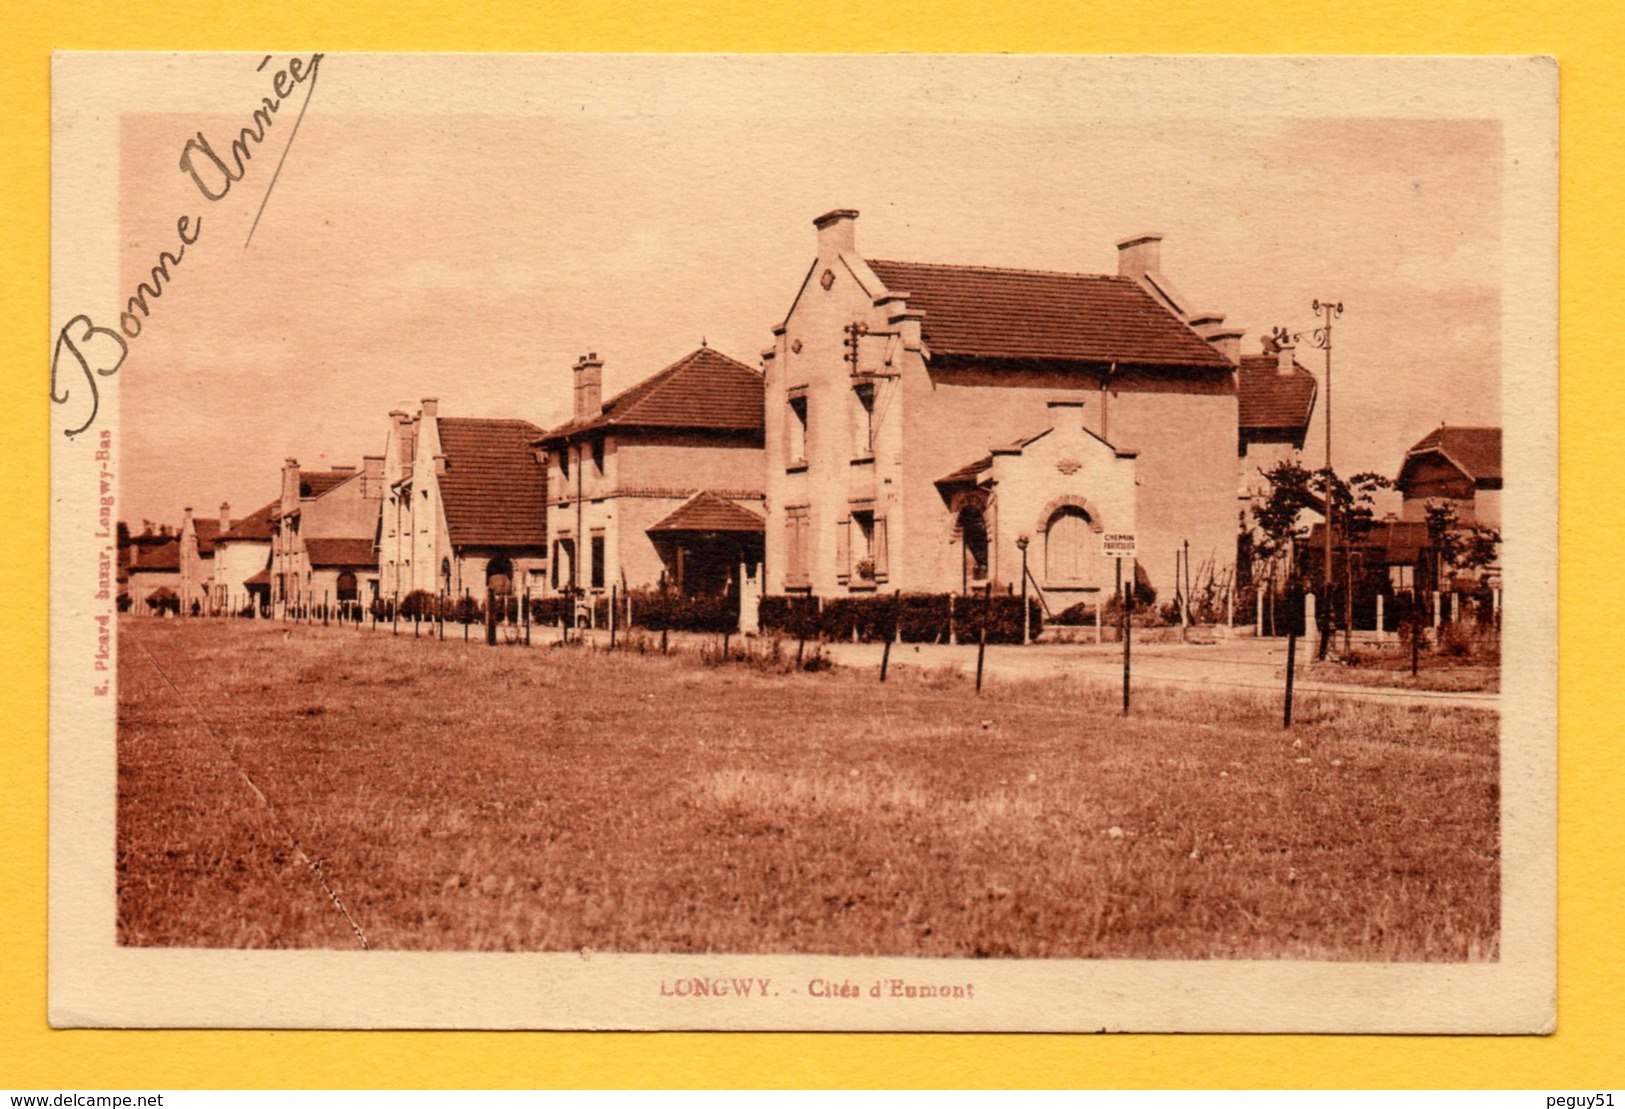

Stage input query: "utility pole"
[{"left": 1275, "top": 299, "right": 1343, "bottom": 659}]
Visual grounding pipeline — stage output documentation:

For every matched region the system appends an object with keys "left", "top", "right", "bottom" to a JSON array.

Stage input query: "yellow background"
[{"left": 4, "top": 0, "right": 1617, "bottom": 1089}]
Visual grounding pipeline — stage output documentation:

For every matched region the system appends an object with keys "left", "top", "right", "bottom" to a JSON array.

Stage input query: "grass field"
[{"left": 117, "top": 617, "right": 1499, "bottom": 960}]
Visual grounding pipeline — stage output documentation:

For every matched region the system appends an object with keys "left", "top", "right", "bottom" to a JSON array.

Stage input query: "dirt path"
[{"left": 816, "top": 637, "right": 1501, "bottom": 712}]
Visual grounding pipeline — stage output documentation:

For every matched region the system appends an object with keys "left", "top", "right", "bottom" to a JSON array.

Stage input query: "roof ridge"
[{"left": 869, "top": 257, "right": 1128, "bottom": 283}]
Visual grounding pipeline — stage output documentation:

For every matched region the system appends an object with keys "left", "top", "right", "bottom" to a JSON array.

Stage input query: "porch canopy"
[{"left": 647, "top": 491, "right": 765, "bottom": 596}]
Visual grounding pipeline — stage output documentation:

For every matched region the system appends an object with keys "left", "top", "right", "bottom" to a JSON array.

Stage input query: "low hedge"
[
  {"left": 626, "top": 588, "right": 736, "bottom": 634},
  {"left": 759, "top": 592, "right": 1041, "bottom": 645}
]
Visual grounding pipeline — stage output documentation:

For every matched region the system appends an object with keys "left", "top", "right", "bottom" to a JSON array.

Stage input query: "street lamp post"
[
  {"left": 1016, "top": 535, "right": 1031, "bottom": 645},
  {"left": 1274, "top": 298, "right": 1343, "bottom": 659}
]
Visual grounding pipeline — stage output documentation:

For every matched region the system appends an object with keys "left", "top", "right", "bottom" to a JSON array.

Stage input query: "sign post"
[{"left": 1104, "top": 533, "right": 1136, "bottom": 716}]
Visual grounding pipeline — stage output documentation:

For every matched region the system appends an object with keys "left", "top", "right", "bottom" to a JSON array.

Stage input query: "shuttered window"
[
  {"left": 785, "top": 507, "right": 810, "bottom": 588},
  {"left": 835, "top": 518, "right": 852, "bottom": 583},
  {"left": 872, "top": 516, "right": 889, "bottom": 581}
]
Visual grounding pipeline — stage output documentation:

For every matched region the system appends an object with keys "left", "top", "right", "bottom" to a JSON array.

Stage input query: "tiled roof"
[
  {"left": 865, "top": 259, "right": 1232, "bottom": 368},
  {"left": 934, "top": 428, "right": 1058, "bottom": 488},
  {"left": 191, "top": 518, "right": 225, "bottom": 556},
  {"left": 244, "top": 568, "right": 272, "bottom": 587},
  {"left": 1401, "top": 426, "right": 1502, "bottom": 486},
  {"left": 540, "top": 348, "right": 764, "bottom": 442},
  {"left": 936, "top": 455, "right": 995, "bottom": 488},
  {"left": 436, "top": 418, "right": 549, "bottom": 548},
  {"left": 299, "top": 470, "right": 356, "bottom": 499},
  {"left": 303, "top": 537, "right": 378, "bottom": 568},
  {"left": 127, "top": 538, "right": 180, "bottom": 572},
  {"left": 1238, "top": 356, "right": 1318, "bottom": 432},
  {"left": 648, "top": 491, "right": 766, "bottom": 534},
  {"left": 1309, "top": 520, "right": 1432, "bottom": 564},
  {"left": 219, "top": 500, "right": 278, "bottom": 542}
]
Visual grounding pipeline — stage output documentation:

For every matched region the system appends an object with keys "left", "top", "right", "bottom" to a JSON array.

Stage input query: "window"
[
  {"left": 852, "top": 383, "right": 875, "bottom": 459},
  {"left": 590, "top": 531, "right": 606, "bottom": 590},
  {"left": 591, "top": 438, "right": 605, "bottom": 475},
  {"left": 1044, "top": 505, "right": 1099, "bottom": 586},
  {"left": 559, "top": 448, "right": 570, "bottom": 481},
  {"left": 844, "top": 510, "right": 887, "bottom": 585},
  {"left": 786, "top": 394, "right": 808, "bottom": 468},
  {"left": 553, "top": 538, "right": 575, "bottom": 590}
]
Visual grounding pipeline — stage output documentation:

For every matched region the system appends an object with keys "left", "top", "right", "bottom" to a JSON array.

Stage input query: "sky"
[{"left": 112, "top": 56, "right": 1503, "bottom": 529}]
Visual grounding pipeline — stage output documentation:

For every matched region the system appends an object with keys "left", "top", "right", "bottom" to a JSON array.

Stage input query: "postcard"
[{"left": 49, "top": 53, "right": 1556, "bottom": 1030}]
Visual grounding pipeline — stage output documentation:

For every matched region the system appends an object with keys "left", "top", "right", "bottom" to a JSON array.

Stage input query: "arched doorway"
[
  {"left": 336, "top": 570, "right": 359, "bottom": 602},
  {"left": 957, "top": 504, "right": 990, "bottom": 589},
  {"left": 1043, "top": 504, "right": 1101, "bottom": 588},
  {"left": 486, "top": 555, "right": 514, "bottom": 595}
]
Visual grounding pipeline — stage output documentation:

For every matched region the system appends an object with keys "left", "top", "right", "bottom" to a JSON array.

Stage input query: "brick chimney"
[
  {"left": 420, "top": 396, "right": 438, "bottom": 420},
  {"left": 219, "top": 501, "right": 231, "bottom": 535},
  {"left": 813, "top": 209, "right": 859, "bottom": 256},
  {"left": 1275, "top": 338, "right": 1297, "bottom": 376},
  {"left": 361, "top": 455, "right": 384, "bottom": 499},
  {"left": 573, "top": 353, "right": 603, "bottom": 421},
  {"left": 1116, "top": 233, "right": 1163, "bottom": 282},
  {"left": 183, "top": 505, "right": 194, "bottom": 533},
  {"left": 1046, "top": 399, "right": 1086, "bottom": 428},
  {"left": 281, "top": 458, "right": 300, "bottom": 514}
]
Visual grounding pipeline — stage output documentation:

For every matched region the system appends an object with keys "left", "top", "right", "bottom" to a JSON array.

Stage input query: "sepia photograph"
[{"left": 48, "top": 53, "right": 1557, "bottom": 1031}]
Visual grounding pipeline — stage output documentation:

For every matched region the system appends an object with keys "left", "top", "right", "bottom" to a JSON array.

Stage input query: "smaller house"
[
  {"left": 178, "top": 503, "right": 232, "bottom": 615},
  {"left": 214, "top": 500, "right": 278, "bottom": 615},
  {"left": 1237, "top": 343, "right": 1319, "bottom": 496},
  {"left": 1397, "top": 426, "right": 1502, "bottom": 528},
  {"left": 270, "top": 459, "right": 384, "bottom": 616},
  {"left": 124, "top": 534, "right": 181, "bottom": 614}
]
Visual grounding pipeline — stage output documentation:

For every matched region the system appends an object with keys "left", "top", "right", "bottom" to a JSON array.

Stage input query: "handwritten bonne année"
[{"left": 49, "top": 52, "right": 324, "bottom": 440}]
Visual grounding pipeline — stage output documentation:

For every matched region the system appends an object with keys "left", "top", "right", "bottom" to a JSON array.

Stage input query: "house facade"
[
  {"left": 1397, "top": 425, "right": 1502, "bottom": 528},
  {"left": 124, "top": 535, "right": 181, "bottom": 614},
  {"left": 377, "top": 400, "right": 548, "bottom": 608},
  {"left": 762, "top": 209, "right": 1243, "bottom": 606},
  {"left": 178, "top": 503, "right": 231, "bottom": 614},
  {"left": 269, "top": 458, "right": 384, "bottom": 615},
  {"left": 535, "top": 347, "right": 766, "bottom": 600},
  {"left": 213, "top": 500, "right": 277, "bottom": 615}
]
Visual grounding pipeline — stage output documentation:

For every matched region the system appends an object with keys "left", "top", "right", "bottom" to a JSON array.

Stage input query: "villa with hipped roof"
[{"left": 535, "top": 346, "right": 766, "bottom": 601}]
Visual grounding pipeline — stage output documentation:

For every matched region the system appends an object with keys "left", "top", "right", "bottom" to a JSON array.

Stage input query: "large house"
[
  {"left": 377, "top": 400, "right": 549, "bottom": 607},
  {"left": 762, "top": 209, "right": 1252, "bottom": 606},
  {"left": 535, "top": 347, "right": 766, "bottom": 600},
  {"left": 269, "top": 459, "right": 385, "bottom": 615},
  {"left": 1397, "top": 425, "right": 1502, "bottom": 528}
]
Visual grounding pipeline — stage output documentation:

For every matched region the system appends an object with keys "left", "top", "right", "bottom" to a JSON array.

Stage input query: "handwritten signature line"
[{"left": 245, "top": 54, "right": 322, "bottom": 250}]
